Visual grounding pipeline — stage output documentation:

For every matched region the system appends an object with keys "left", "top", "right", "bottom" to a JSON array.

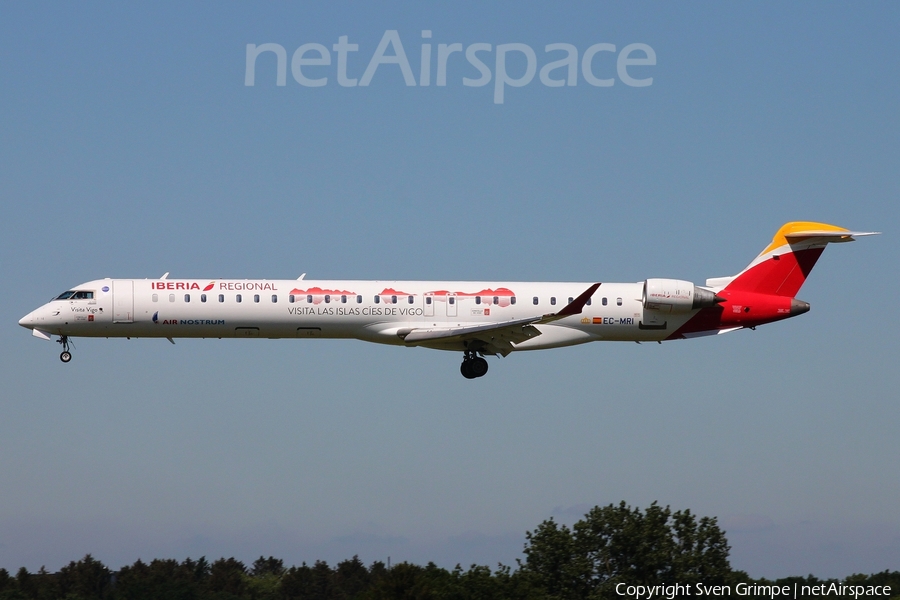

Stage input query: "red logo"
[{"left": 152, "top": 282, "right": 204, "bottom": 290}]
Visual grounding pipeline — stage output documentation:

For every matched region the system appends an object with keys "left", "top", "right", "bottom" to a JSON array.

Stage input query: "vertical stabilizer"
[{"left": 720, "top": 222, "right": 876, "bottom": 297}]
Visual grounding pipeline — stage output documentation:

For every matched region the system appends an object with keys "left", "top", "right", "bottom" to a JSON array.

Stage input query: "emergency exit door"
[{"left": 446, "top": 293, "right": 457, "bottom": 317}]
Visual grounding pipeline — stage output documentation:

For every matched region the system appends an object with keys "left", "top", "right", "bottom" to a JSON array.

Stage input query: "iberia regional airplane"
[{"left": 18, "top": 222, "right": 877, "bottom": 379}]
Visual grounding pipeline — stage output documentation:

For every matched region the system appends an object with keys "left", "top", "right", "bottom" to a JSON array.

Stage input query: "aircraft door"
[
  {"left": 446, "top": 293, "right": 457, "bottom": 317},
  {"left": 112, "top": 280, "right": 134, "bottom": 323},
  {"left": 424, "top": 294, "right": 434, "bottom": 317}
]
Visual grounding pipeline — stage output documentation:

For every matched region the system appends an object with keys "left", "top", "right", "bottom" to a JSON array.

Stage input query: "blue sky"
[{"left": 1, "top": 2, "right": 898, "bottom": 578}]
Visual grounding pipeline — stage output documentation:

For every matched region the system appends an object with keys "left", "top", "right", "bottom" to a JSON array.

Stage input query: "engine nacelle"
[{"left": 642, "top": 279, "right": 722, "bottom": 314}]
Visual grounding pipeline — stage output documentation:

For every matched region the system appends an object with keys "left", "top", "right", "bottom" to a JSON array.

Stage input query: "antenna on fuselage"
[
  {"left": 160, "top": 272, "right": 169, "bottom": 279},
  {"left": 297, "top": 273, "right": 306, "bottom": 280}
]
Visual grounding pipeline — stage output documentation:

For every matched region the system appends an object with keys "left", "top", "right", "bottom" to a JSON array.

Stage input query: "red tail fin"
[
  {"left": 718, "top": 222, "right": 875, "bottom": 297},
  {"left": 726, "top": 246, "right": 826, "bottom": 296}
]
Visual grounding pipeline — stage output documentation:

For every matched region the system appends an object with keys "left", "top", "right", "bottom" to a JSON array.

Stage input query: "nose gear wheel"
[{"left": 57, "top": 335, "right": 73, "bottom": 363}]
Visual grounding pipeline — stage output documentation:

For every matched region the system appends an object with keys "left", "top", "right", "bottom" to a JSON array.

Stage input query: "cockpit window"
[{"left": 55, "top": 290, "right": 93, "bottom": 300}]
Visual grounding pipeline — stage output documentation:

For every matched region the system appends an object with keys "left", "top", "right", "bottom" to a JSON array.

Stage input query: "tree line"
[{"left": 1, "top": 502, "right": 897, "bottom": 599}]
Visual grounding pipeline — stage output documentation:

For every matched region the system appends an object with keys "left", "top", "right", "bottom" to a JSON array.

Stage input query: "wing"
[{"left": 400, "top": 283, "right": 601, "bottom": 356}]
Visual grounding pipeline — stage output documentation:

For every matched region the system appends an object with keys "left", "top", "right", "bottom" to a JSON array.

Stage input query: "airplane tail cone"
[{"left": 790, "top": 299, "right": 810, "bottom": 316}]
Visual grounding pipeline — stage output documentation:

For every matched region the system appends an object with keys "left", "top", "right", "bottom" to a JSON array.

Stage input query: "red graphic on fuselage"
[
  {"left": 290, "top": 287, "right": 357, "bottom": 305},
  {"left": 425, "top": 288, "right": 516, "bottom": 307},
  {"left": 376, "top": 288, "right": 415, "bottom": 304}
]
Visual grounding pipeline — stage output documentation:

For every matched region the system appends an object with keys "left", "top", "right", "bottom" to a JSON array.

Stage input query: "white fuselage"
[
  {"left": 19, "top": 223, "right": 875, "bottom": 376},
  {"left": 19, "top": 278, "right": 694, "bottom": 352}
]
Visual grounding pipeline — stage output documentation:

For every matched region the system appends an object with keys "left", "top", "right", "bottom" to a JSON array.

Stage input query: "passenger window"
[
  {"left": 272, "top": 295, "right": 277, "bottom": 303},
  {"left": 568, "top": 297, "right": 573, "bottom": 304},
  {"left": 408, "top": 295, "right": 414, "bottom": 304},
  {"left": 617, "top": 297, "right": 623, "bottom": 306},
  {"left": 533, "top": 297, "right": 539, "bottom": 305},
  {"left": 152, "top": 294, "right": 158, "bottom": 302},
  {"left": 236, "top": 294, "right": 242, "bottom": 303},
  {"left": 254, "top": 294, "right": 260, "bottom": 303},
  {"left": 493, "top": 296, "right": 499, "bottom": 305},
  {"left": 325, "top": 295, "right": 331, "bottom": 303},
  {"left": 356, "top": 295, "right": 362, "bottom": 304},
  {"left": 184, "top": 294, "right": 190, "bottom": 302},
  {"left": 307, "top": 295, "right": 313, "bottom": 303},
  {"left": 391, "top": 295, "right": 397, "bottom": 304},
  {"left": 375, "top": 296, "right": 380, "bottom": 304},
  {"left": 219, "top": 294, "right": 225, "bottom": 303},
  {"left": 449, "top": 297, "right": 455, "bottom": 305},
  {"left": 475, "top": 297, "right": 481, "bottom": 305},
  {"left": 289, "top": 295, "right": 295, "bottom": 303},
  {"left": 586, "top": 298, "right": 591, "bottom": 306},
  {"left": 511, "top": 297, "right": 516, "bottom": 305},
  {"left": 550, "top": 297, "right": 556, "bottom": 306},
  {"left": 426, "top": 297, "right": 432, "bottom": 305},
  {"left": 341, "top": 295, "right": 347, "bottom": 304},
  {"left": 201, "top": 294, "right": 207, "bottom": 303},
  {"left": 602, "top": 297, "right": 608, "bottom": 306},
  {"left": 169, "top": 294, "right": 175, "bottom": 302}
]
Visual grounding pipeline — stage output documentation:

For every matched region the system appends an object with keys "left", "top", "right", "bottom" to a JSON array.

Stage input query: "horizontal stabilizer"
[
  {"left": 705, "top": 276, "right": 735, "bottom": 289},
  {"left": 784, "top": 229, "right": 879, "bottom": 241}
]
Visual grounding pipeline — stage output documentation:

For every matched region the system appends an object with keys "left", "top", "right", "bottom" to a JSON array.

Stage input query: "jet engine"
[{"left": 642, "top": 279, "right": 723, "bottom": 314}]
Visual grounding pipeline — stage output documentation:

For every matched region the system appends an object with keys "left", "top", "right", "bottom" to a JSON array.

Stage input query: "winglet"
[{"left": 541, "top": 283, "right": 601, "bottom": 323}]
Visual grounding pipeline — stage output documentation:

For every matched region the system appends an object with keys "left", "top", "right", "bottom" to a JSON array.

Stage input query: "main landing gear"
[
  {"left": 57, "top": 335, "right": 72, "bottom": 363},
  {"left": 460, "top": 351, "right": 488, "bottom": 379}
]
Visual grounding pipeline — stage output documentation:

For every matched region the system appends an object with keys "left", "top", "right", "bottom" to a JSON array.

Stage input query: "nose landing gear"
[
  {"left": 57, "top": 335, "right": 73, "bottom": 363},
  {"left": 460, "top": 351, "right": 488, "bottom": 379}
]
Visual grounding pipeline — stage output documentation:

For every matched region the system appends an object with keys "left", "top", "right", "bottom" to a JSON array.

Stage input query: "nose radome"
[{"left": 19, "top": 312, "right": 35, "bottom": 328}]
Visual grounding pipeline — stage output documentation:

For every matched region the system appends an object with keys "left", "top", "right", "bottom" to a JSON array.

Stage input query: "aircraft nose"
[{"left": 18, "top": 306, "right": 42, "bottom": 329}]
